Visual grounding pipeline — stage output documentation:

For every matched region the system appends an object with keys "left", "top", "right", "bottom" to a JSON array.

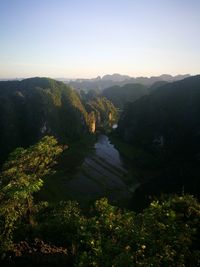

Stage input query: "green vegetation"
[
  {"left": 85, "top": 96, "right": 118, "bottom": 130},
  {"left": 109, "top": 135, "right": 161, "bottom": 188},
  {"left": 0, "top": 136, "right": 63, "bottom": 254},
  {"left": 1, "top": 75, "right": 200, "bottom": 266},
  {"left": 116, "top": 75, "right": 200, "bottom": 209},
  {"left": 0, "top": 78, "right": 88, "bottom": 162},
  {"left": 0, "top": 78, "right": 119, "bottom": 163},
  {"left": 38, "top": 134, "right": 96, "bottom": 203},
  {"left": 117, "top": 75, "right": 200, "bottom": 155},
  {"left": 1, "top": 137, "right": 200, "bottom": 266},
  {"left": 102, "top": 83, "right": 147, "bottom": 109}
]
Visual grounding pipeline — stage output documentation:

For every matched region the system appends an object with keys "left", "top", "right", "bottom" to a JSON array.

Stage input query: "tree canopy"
[{"left": 0, "top": 136, "right": 63, "bottom": 253}]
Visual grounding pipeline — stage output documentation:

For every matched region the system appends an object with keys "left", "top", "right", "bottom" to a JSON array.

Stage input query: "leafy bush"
[{"left": 1, "top": 137, "right": 200, "bottom": 266}]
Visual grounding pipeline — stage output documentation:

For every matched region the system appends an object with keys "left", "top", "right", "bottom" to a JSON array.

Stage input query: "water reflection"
[
  {"left": 65, "top": 134, "right": 132, "bottom": 206},
  {"left": 95, "top": 135, "right": 124, "bottom": 168}
]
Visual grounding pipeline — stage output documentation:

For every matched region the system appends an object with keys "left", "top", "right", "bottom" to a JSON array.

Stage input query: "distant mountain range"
[{"left": 66, "top": 73, "right": 190, "bottom": 92}]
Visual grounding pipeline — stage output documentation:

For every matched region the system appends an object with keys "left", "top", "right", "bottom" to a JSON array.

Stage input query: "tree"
[
  {"left": 76, "top": 196, "right": 200, "bottom": 267},
  {"left": 0, "top": 136, "right": 63, "bottom": 254}
]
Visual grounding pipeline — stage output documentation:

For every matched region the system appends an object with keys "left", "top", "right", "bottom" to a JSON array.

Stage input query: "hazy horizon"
[
  {"left": 0, "top": 0, "right": 200, "bottom": 79},
  {"left": 0, "top": 73, "right": 193, "bottom": 81}
]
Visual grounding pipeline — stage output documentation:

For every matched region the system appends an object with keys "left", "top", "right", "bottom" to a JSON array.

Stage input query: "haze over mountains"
[
  {"left": 1, "top": 0, "right": 200, "bottom": 264},
  {"left": 1, "top": 73, "right": 200, "bottom": 266},
  {"left": 67, "top": 73, "right": 190, "bottom": 92}
]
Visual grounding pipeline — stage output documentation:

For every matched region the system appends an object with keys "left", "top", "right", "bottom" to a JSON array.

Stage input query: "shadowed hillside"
[
  {"left": 102, "top": 83, "right": 148, "bottom": 109},
  {"left": 0, "top": 78, "right": 88, "bottom": 161},
  {"left": 116, "top": 75, "right": 200, "bottom": 208}
]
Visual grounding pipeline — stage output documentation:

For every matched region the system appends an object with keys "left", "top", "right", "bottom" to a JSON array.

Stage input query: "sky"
[{"left": 0, "top": 0, "right": 200, "bottom": 79}]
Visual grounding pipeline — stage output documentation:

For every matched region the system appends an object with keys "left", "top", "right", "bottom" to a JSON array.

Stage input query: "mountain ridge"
[{"left": 67, "top": 73, "right": 191, "bottom": 92}]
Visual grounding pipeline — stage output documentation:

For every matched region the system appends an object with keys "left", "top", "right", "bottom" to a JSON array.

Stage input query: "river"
[{"left": 64, "top": 134, "right": 133, "bottom": 207}]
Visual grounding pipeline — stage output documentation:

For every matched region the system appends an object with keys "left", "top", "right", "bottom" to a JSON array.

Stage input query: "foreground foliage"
[
  {"left": 0, "top": 136, "right": 63, "bottom": 254},
  {"left": 0, "top": 137, "right": 200, "bottom": 266},
  {"left": 2, "top": 195, "right": 200, "bottom": 266}
]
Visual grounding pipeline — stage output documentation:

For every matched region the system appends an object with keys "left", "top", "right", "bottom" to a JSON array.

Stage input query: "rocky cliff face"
[
  {"left": 85, "top": 97, "right": 118, "bottom": 130},
  {"left": 87, "top": 112, "right": 96, "bottom": 133},
  {"left": 90, "top": 121, "right": 96, "bottom": 133}
]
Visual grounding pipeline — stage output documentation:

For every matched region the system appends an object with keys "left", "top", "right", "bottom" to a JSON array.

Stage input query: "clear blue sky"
[{"left": 0, "top": 0, "right": 199, "bottom": 78}]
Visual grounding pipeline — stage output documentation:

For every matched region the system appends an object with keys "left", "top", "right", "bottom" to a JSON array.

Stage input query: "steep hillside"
[
  {"left": 102, "top": 83, "right": 148, "bottom": 109},
  {"left": 118, "top": 75, "right": 200, "bottom": 155},
  {"left": 148, "top": 80, "right": 169, "bottom": 92},
  {"left": 85, "top": 96, "right": 118, "bottom": 132},
  {"left": 0, "top": 77, "right": 88, "bottom": 161},
  {"left": 116, "top": 75, "right": 200, "bottom": 205}
]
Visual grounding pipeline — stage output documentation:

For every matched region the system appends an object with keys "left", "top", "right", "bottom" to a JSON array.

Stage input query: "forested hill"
[
  {"left": 117, "top": 75, "right": 200, "bottom": 204},
  {"left": 1, "top": 76, "right": 200, "bottom": 266},
  {"left": 0, "top": 77, "right": 119, "bottom": 162},
  {"left": 118, "top": 75, "right": 200, "bottom": 154},
  {"left": 0, "top": 77, "right": 89, "bottom": 161},
  {"left": 102, "top": 83, "right": 148, "bottom": 109}
]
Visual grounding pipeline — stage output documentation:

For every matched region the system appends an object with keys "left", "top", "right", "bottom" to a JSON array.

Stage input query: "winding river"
[{"left": 65, "top": 134, "right": 133, "bottom": 206}]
